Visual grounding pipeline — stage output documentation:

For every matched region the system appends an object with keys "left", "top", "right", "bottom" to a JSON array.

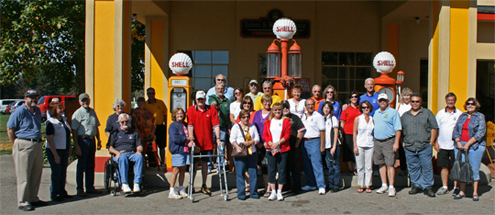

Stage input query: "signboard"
[
  {"left": 171, "top": 79, "right": 187, "bottom": 86},
  {"left": 297, "top": 78, "right": 311, "bottom": 92},
  {"left": 241, "top": 9, "right": 310, "bottom": 38}
]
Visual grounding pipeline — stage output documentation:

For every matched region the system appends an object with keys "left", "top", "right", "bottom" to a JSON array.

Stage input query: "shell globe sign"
[
  {"left": 373, "top": 51, "right": 396, "bottom": 74},
  {"left": 169, "top": 52, "right": 193, "bottom": 75},
  {"left": 273, "top": 18, "right": 297, "bottom": 40}
]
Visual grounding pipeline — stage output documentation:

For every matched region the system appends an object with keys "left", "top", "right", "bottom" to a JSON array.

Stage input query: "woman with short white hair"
[{"left": 105, "top": 99, "right": 130, "bottom": 147}]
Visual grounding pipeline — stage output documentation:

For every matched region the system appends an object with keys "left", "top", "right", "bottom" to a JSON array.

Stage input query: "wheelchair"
[{"left": 104, "top": 154, "right": 147, "bottom": 196}]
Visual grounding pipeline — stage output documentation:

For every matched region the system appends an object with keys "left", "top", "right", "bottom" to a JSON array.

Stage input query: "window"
[
  {"left": 322, "top": 52, "right": 373, "bottom": 103},
  {"left": 179, "top": 51, "right": 229, "bottom": 91}
]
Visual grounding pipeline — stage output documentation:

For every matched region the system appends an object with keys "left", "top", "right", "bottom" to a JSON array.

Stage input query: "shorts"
[
  {"left": 171, "top": 153, "right": 190, "bottom": 167},
  {"left": 373, "top": 138, "right": 396, "bottom": 166},
  {"left": 194, "top": 150, "right": 213, "bottom": 163},
  {"left": 155, "top": 125, "right": 167, "bottom": 149},
  {"left": 437, "top": 149, "right": 455, "bottom": 168}
]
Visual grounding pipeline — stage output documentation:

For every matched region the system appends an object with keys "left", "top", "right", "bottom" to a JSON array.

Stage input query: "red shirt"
[
  {"left": 340, "top": 105, "right": 361, "bottom": 134},
  {"left": 187, "top": 105, "right": 220, "bottom": 151},
  {"left": 461, "top": 118, "right": 471, "bottom": 142}
]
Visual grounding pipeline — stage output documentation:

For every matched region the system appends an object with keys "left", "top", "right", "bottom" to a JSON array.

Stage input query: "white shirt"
[
  {"left": 397, "top": 102, "right": 411, "bottom": 117},
  {"left": 229, "top": 123, "right": 259, "bottom": 153},
  {"left": 230, "top": 101, "right": 241, "bottom": 120},
  {"left": 324, "top": 115, "right": 339, "bottom": 149},
  {"left": 301, "top": 111, "right": 325, "bottom": 138},
  {"left": 356, "top": 115, "right": 374, "bottom": 148},
  {"left": 270, "top": 118, "right": 283, "bottom": 143},
  {"left": 288, "top": 98, "right": 306, "bottom": 118},
  {"left": 436, "top": 108, "right": 462, "bottom": 150}
]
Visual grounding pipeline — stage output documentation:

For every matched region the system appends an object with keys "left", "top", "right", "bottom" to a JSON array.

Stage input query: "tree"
[{"left": 131, "top": 19, "right": 145, "bottom": 93}]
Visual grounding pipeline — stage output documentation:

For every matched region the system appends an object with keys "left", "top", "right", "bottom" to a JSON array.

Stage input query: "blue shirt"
[
  {"left": 360, "top": 92, "right": 379, "bottom": 117},
  {"left": 373, "top": 106, "right": 402, "bottom": 140},
  {"left": 317, "top": 100, "right": 341, "bottom": 120},
  {"left": 7, "top": 104, "right": 42, "bottom": 139},
  {"left": 206, "top": 86, "right": 234, "bottom": 105}
]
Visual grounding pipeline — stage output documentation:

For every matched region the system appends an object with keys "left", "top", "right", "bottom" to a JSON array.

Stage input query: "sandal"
[
  {"left": 473, "top": 195, "right": 479, "bottom": 201},
  {"left": 357, "top": 188, "right": 364, "bottom": 193},
  {"left": 453, "top": 194, "right": 466, "bottom": 200},
  {"left": 263, "top": 191, "right": 270, "bottom": 198},
  {"left": 365, "top": 188, "right": 372, "bottom": 193},
  {"left": 245, "top": 186, "right": 250, "bottom": 192}
]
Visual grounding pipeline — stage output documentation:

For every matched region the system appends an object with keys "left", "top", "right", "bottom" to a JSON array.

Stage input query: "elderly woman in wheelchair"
[{"left": 108, "top": 113, "right": 145, "bottom": 194}]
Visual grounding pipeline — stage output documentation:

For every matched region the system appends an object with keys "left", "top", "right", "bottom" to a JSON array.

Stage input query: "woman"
[
  {"left": 318, "top": 85, "right": 341, "bottom": 119},
  {"left": 235, "top": 95, "right": 255, "bottom": 191},
  {"left": 168, "top": 108, "right": 192, "bottom": 199},
  {"left": 105, "top": 99, "right": 129, "bottom": 147},
  {"left": 452, "top": 98, "right": 486, "bottom": 201},
  {"left": 288, "top": 84, "right": 306, "bottom": 118},
  {"left": 252, "top": 94, "right": 272, "bottom": 197},
  {"left": 322, "top": 101, "right": 340, "bottom": 192},
  {"left": 45, "top": 100, "right": 72, "bottom": 201},
  {"left": 340, "top": 91, "right": 361, "bottom": 175},
  {"left": 230, "top": 109, "right": 260, "bottom": 200},
  {"left": 353, "top": 101, "right": 374, "bottom": 193},
  {"left": 132, "top": 97, "right": 156, "bottom": 164},
  {"left": 230, "top": 88, "right": 244, "bottom": 124},
  {"left": 262, "top": 103, "right": 291, "bottom": 201},
  {"left": 396, "top": 87, "right": 412, "bottom": 176}
]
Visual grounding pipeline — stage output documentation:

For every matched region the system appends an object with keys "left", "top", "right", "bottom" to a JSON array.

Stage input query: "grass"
[{"left": 0, "top": 113, "right": 46, "bottom": 154}]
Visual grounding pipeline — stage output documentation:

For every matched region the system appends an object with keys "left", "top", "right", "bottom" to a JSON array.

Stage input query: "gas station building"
[{"left": 83, "top": 0, "right": 494, "bottom": 168}]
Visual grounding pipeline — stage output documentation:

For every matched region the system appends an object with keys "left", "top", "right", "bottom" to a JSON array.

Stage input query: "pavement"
[{"left": 1, "top": 155, "right": 494, "bottom": 214}]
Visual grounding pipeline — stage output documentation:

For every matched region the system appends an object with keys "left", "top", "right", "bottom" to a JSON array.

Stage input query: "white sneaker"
[
  {"left": 168, "top": 191, "right": 182, "bottom": 199},
  {"left": 388, "top": 187, "right": 396, "bottom": 197},
  {"left": 376, "top": 185, "right": 388, "bottom": 194},
  {"left": 301, "top": 185, "right": 317, "bottom": 191},
  {"left": 277, "top": 192, "right": 284, "bottom": 201},
  {"left": 318, "top": 188, "right": 326, "bottom": 195},
  {"left": 268, "top": 191, "right": 277, "bottom": 201},
  {"left": 179, "top": 190, "right": 188, "bottom": 198},
  {"left": 133, "top": 183, "right": 141, "bottom": 192},
  {"left": 122, "top": 183, "right": 132, "bottom": 193}
]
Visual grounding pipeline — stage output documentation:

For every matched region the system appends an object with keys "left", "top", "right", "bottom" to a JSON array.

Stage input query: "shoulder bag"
[
  {"left": 231, "top": 124, "right": 248, "bottom": 158},
  {"left": 449, "top": 150, "right": 473, "bottom": 183}
]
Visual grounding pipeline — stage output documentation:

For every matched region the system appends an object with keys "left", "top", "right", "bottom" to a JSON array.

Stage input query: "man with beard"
[{"left": 246, "top": 79, "right": 264, "bottom": 102}]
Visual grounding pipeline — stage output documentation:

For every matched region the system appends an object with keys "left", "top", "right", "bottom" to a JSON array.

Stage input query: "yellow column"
[
  {"left": 428, "top": 0, "right": 440, "bottom": 112},
  {"left": 145, "top": 16, "right": 169, "bottom": 101},
  {"left": 448, "top": 0, "right": 470, "bottom": 102}
]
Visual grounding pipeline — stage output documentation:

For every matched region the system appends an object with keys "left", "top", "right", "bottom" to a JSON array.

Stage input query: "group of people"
[{"left": 6, "top": 74, "right": 487, "bottom": 210}]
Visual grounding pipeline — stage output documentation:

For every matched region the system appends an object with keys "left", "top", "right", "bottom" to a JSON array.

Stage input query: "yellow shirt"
[
  {"left": 254, "top": 94, "right": 283, "bottom": 111},
  {"left": 145, "top": 99, "right": 167, "bottom": 125}
]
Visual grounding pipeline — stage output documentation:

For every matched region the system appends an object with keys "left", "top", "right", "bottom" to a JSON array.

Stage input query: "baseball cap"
[
  {"left": 79, "top": 93, "right": 90, "bottom": 101},
  {"left": 249, "top": 80, "right": 258, "bottom": 85},
  {"left": 378, "top": 93, "right": 388, "bottom": 101},
  {"left": 24, "top": 89, "right": 39, "bottom": 97},
  {"left": 281, "top": 100, "right": 290, "bottom": 109},
  {"left": 196, "top": 91, "right": 206, "bottom": 99}
]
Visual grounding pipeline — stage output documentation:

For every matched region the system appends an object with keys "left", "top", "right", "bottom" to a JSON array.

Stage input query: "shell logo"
[
  {"left": 272, "top": 18, "right": 297, "bottom": 40},
  {"left": 373, "top": 51, "right": 396, "bottom": 74},
  {"left": 169, "top": 53, "right": 193, "bottom": 75}
]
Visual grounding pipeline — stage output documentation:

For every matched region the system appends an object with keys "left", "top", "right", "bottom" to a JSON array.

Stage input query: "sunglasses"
[
  {"left": 243, "top": 102, "right": 251, "bottom": 104},
  {"left": 241, "top": 116, "right": 250, "bottom": 119},
  {"left": 273, "top": 109, "right": 282, "bottom": 111},
  {"left": 351, "top": 95, "right": 358, "bottom": 98},
  {"left": 466, "top": 102, "right": 475, "bottom": 106},
  {"left": 250, "top": 83, "right": 257, "bottom": 86},
  {"left": 411, "top": 100, "right": 420, "bottom": 103},
  {"left": 362, "top": 106, "right": 369, "bottom": 109},
  {"left": 378, "top": 100, "right": 388, "bottom": 103},
  {"left": 216, "top": 79, "right": 225, "bottom": 81},
  {"left": 120, "top": 120, "right": 130, "bottom": 124},
  {"left": 327, "top": 91, "right": 333, "bottom": 94}
]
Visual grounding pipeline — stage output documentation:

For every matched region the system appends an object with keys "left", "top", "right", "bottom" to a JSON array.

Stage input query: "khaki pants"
[{"left": 13, "top": 139, "right": 43, "bottom": 206}]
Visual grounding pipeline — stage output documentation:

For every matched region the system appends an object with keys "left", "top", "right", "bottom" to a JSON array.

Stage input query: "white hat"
[
  {"left": 249, "top": 80, "right": 258, "bottom": 85},
  {"left": 196, "top": 91, "right": 206, "bottom": 99},
  {"left": 378, "top": 93, "right": 388, "bottom": 101}
]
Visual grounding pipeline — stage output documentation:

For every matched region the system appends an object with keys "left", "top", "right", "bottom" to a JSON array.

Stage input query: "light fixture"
[{"left": 415, "top": 17, "right": 420, "bottom": 24}]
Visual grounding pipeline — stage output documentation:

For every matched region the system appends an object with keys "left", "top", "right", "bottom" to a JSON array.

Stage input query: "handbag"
[
  {"left": 231, "top": 124, "right": 248, "bottom": 158},
  {"left": 449, "top": 150, "right": 473, "bottom": 183}
]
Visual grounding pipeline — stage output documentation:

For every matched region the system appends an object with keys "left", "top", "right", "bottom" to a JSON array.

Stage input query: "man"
[
  {"left": 300, "top": 99, "right": 326, "bottom": 195},
  {"left": 7, "top": 89, "right": 47, "bottom": 211},
  {"left": 311, "top": 85, "right": 324, "bottom": 109},
  {"left": 208, "top": 83, "right": 231, "bottom": 172},
  {"left": 245, "top": 79, "right": 264, "bottom": 102},
  {"left": 359, "top": 78, "right": 379, "bottom": 116},
  {"left": 145, "top": 87, "right": 168, "bottom": 167},
  {"left": 435, "top": 93, "right": 462, "bottom": 196},
  {"left": 281, "top": 100, "right": 306, "bottom": 193},
  {"left": 187, "top": 90, "right": 223, "bottom": 195},
  {"left": 206, "top": 74, "right": 235, "bottom": 104},
  {"left": 401, "top": 93, "right": 438, "bottom": 197},
  {"left": 373, "top": 93, "right": 401, "bottom": 197},
  {"left": 72, "top": 93, "right": 103, "bottom": 197},
  {"left": 254, "top": 80, "right": 282, "bottom": 111},
  {"left": 108, "top": 113, "right": 145, "bottom": 193}
]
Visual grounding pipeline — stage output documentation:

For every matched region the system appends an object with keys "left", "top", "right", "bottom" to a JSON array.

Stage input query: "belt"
[
  {"left": 375, "top": 136, "right": 395, "bottom": 142},
  {"left": 17, "top": 137, "right": 42, "bottom": 142},
  {"left": 119, "top": 150, "right": 134, "bottom": 153},
  {"left": 80, "top": 135, "right": 94, "bottom": 140},
  {"left": 304, "top": 137, "right": 318, "bottom": 141}
]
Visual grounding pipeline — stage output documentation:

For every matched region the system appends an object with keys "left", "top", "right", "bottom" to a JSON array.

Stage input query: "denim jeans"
[
  {"left": 46, "top": 148, "right": 69, "bottom": 197},
  {"left": 324, "top": 146, "right": 341, "bottom": 189},
  {"left": 76, "top": 137, "right": 96, "bottom": 191},
  {"left": 301, "top": 138, "right": 325, "bottom": 189},
  {"left": 212, "top": 128, "right": 227, "bottom": 171},
  {"left": 233, "top": 152, "right": 258, "bottom": 199},
  {"left": 113, "top": 152, "right": 145, "bottom": 184},
  {"left": 404, "top": 144, "right": 434, "bottom": 189},
  {"left": 454, "top": 141, "right": 485, "bottom": 181},
  {"left": 266, "top": 151, "right": 288, "bottom": 184}
]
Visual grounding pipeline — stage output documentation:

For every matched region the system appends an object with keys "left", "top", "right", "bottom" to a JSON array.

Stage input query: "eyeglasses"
[
  {"left": 197, "top": 98, "right": 205, "bottom": 101},
  {"left": 235, "top": 92, "right": 242, "bottom": 95},
  {"left": 241, "top": 116, "right": 250, "bottom": 119},
  {"left": 243, "top": 102, "right": 250, "bottom": 104},
  {"left": 466, "top": 102, "right": 475, "bottom": 106},
  {"left": 326, "top": 91, "right": 333, "bottom": 94},
  {"left": 351, "top": 95, "right": 358, "bottom": 98},
  {"left": 120, "top": 120, "right": 130, "bottom": 124},
  {"left": 411, "top": 100, "right": 421, "bottom": 103},
  {"left": 378, "top": 100, "right": 388, "bottom": 103},
  {"left": 273, "top": 109, "right": 282, "bottom": 112},
  {"left": 250, "top": 83, "right": 257, "bottom": 87},
  {"left": 216, "top": 79, "right": 225, "bottom": 81},
  {"left": 306, "top": 104, "right": 315, "bottom": 106},
  {"left": 362, "top": 106, "right": 369, "bottom": 109}
]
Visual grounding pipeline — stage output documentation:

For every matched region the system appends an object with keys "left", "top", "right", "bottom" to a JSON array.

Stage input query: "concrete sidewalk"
[{"left": 1, "top": 155, "right": 494, "bottom": 214}]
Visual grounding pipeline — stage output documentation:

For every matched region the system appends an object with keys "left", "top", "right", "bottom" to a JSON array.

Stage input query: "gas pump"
[
  {"left": 372, "top": 51, "right": 398, "bottom": 107},
  {"left": 165, "top": 53, "right": 193, "bottom": 171}
]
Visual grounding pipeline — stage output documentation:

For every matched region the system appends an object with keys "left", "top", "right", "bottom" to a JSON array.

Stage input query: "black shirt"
[
  {"left": 287, "top": 113, "right": 305, "bottom": 145},
  {"left": 110, "top": 127, "right": 142, "bottom": 152}
]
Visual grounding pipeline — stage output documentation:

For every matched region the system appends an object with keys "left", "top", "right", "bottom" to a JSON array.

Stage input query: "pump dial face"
[{"left": 378, "top": 87, "right": 395, "bottom": 104}]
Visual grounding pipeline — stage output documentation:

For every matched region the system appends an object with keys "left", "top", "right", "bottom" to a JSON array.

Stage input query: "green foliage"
[{"left": 131, "top": 20, "right": 145, "bottom": 92}]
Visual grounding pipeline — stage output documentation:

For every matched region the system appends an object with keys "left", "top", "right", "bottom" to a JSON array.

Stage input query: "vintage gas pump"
[
  {"left": 372, "top": 51, "right": 403, "bottom": 108},
  {"left": 165, "top": 53, "right": 193, "bottom": 172}
]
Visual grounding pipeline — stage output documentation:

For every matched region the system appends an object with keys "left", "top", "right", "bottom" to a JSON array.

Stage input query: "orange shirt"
[{"left": 311, "top": 96, "right": 324, "bottom": 110}]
